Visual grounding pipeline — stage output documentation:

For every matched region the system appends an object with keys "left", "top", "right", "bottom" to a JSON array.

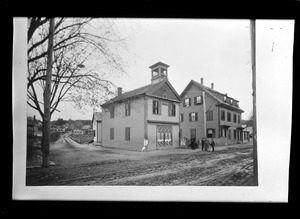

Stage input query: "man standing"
[
  {"left": 210, "top": 138, "right": 215, "bottom": 152},
  {"left": 201, "top": 138, "right": 205, "bottom": 151}
]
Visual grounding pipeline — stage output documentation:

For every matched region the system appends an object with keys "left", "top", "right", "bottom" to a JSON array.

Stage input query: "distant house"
[
  {"left": 72, "top": 128, "right": 84, "bottom": 135},
  {"left": 179, "top": 78, "right": 244, "bottom": 146},
  {"left": 101, "top": 62, "right": 181, "bottom": 151},
  {"left": 92, "top": 112, "right": 102, "bottom": 145},
  {"left": 82, "top": 125, "right": 91, "bottom": 130},
  {"left": 50, "top": 125, "right": 66, "bottom": 133},
  {"left": 243, "top": 126, "right": 253, "bottom": 142}
]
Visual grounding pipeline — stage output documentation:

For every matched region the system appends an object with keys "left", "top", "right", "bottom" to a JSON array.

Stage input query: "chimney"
[
  {"left": 117, "top": 87, "right": 122, "bottom": 96},
  {"left": 200, "top": 78, "right": 204, "bottom": 85},
  {"left": 211, "top": 83, "right": 214, "bottom": 89}
]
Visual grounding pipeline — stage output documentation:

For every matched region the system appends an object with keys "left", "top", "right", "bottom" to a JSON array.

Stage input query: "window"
[
  {"left": 189, "top": 112, "right": 198, "bottom": 122},
  {"left": 238, "top": 115, "right": 241, "bottom": 124},
  {"left": 110, "top": 106, "right": 115, "bottom": 118},
  {"left": 153, "top": 100, "right": 160, "bottom": 115},
  {"left": 233, "top": 114, "right": 237, "bottom": 123},
  {"left": 157, "top": 125, "right": 172, "bottom": 146},
  {"left": 110, "top": 128, "right": 114, "bottom": 140},
  {"left": 184, "top": 98, "right": 191, "bottom": 107},
  {"left": 227, "top": 112, "right": 231, "bottom": 122},
  {"left": 230, "top": 98, "right": 233, "bottom": 105},
  {"left": 125, "top": 127, "right": 130, "bottom": 141},
  {"left": 152, "top": 68, "right": 159, "bottom": 77},
  {"left": 125, "top": 102, "right": 131, "bottom": 116},
  {"left": 169, "top": 102, "right": 176, "bottom": 116},
  {"left": 221, "top": 110, "right": 225, "bottom": 121},
  {"left": 207, "top": 110, "right": 213, "bottom": 121},
  {"left": 180, "top": 113, "right": 184, "bottom": 122},
  {"left": 207, "top": 129, "right": 215, "bottom": 138},
  {"left": 234, "top": 129, "right": 237, "bottom": 139},
  {"left": 228, "top": 129, "right": 231, "bottom": 140},
  {"left": 194, "top": 96, "right": 203, "bottom": 105},
  {"left": 223, "top": 95, "right": 227, "bottom": 102},
  {"left": 220, "top": 127, "right": 227, "bottom": 137},
  {"left": 163, "top": 94, "right": 167, "bottom": 98}
]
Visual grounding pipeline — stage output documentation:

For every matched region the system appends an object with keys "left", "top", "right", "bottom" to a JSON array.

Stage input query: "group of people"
[
  {"left": 201, "top": 138, "right": 215, "bottom": 152},
  {"left": 189, "top": 137, "right": 215, "bottom": 152}
]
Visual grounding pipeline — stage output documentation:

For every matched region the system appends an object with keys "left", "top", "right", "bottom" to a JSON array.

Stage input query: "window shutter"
[
  {"left": 189, "top": 113, "right": 191, "bottom": 122},
  {"left": 128, "top": 103, "right": 131, "bottom": 116},
  {"left": 168, "top": 102, "right": 171, "bottom": 116},
  {"left": 201, "top": 95, "right": 203, "bottom": 104},
  {"left": 194, "top": 96, "right": 197, "bottom": 105},
  {"left": 189, "top": 98, "right": 191, "bottom": 107},
  {"left": 159, "top": 101, "right": 162, "bottom": 115},
  {"left": 195, "top": 112, "right": 198, "bottom": 121}
]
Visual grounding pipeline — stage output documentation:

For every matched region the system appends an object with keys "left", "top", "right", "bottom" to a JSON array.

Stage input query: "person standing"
[
  {"left": 210, "top": 138, "right": 215, "bottom": 152},
  {"left": 201, "top": 138, "right": 205, "bottom": 151}
]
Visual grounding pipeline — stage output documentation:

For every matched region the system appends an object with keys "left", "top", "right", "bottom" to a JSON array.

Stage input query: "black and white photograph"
[{"left": 13, "top": 17, "right": 293, "bottom": 201}]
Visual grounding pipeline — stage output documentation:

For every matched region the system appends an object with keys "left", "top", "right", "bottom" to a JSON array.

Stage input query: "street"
[{"left": 26, "top": 134, "right": 255, "bottom": 186}]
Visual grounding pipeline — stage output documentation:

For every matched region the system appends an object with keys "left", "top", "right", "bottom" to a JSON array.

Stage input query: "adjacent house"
[
  {"left": 101, "top": 62, "right": 181, "bottom": 151},
  {"left": 179, "top": 78, "right": 244, "bottom": 146},
  {"left": 92, "top": 112, "right": 102, "bottom": 145}
]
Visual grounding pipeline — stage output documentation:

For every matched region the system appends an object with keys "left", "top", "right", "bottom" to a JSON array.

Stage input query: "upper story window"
[
  {"left": 125, "top": 102, "right": 131, "bottom": 116},
  {"left": 206, "top": 110, "right": 213, "bottom": 121},
  {"left": 221, "top": 110, "right": 225, "bottom": 121},
  {"left": 184, "top": 98, "right": 191, "bottom": 107},
  {"left": 233, "top": 114, "right": 237, "bottom": 123},
  {"left": 169, "top": 102, "right": 176, "bottom": 116},
  {"left": 223, "top": 95, "right": 227, "bottom": 102},
  {"left": 189, "top": 112, "right": 198, "bottom": 122},
  {"left": 153, "top": 100, "right": 160, "bottom": 115},
  {"left": 230, "top": 98, "right": 233, "bottom": 105},
  {"left": 194, "top": 96, "right": 203, "bottom": 105},
  {"left": 227, "top": 112, "right": 231, "bottom": 122},
  {"left": 180, "top": 113, "right": 184, "bottom": 122},
  {"left": 110, "top": 106, "right": 115, "bottom": 118},
  {"left": 238, "top": 114, "right": 241, "bottom": 124}
]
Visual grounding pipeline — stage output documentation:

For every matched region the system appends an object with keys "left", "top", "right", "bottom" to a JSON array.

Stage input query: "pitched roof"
[
  {"left": 149, "top": 62, "right": 170, "bottom": 69},
  {"left": 101, "top": 79, "right": 180, "bottom": 107},
  {"left": 180, "top": 80, "right": 244, "bottom": 113}
]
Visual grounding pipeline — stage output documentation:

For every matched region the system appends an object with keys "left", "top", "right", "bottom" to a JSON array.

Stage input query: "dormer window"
[
  {"left": 223, "top": 95, "right": 227, "bottom": 102},
  {"left": 230, "top": 99, "right": 233, "bottom": 105}
]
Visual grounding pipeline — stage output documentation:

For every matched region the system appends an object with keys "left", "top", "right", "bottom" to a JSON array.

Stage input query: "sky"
[{"left": 27, "top": 19, "right": 294, "bottom": 121}]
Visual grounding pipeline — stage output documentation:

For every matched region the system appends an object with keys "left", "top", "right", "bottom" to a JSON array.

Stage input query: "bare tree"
[{"left": 27, "top": 18, "right": 129, "bottom": 121}]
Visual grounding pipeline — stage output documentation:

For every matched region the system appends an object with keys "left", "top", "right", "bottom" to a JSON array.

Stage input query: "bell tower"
[{"left": 149, "top": 62, "right": 170, "bottom": 84}]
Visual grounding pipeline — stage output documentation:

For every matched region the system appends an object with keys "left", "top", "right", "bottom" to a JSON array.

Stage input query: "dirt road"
[{"left": 26, "top": 135, "right": 255, "bottom": 186}]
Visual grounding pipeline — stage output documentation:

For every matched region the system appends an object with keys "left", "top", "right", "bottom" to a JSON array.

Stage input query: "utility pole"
[
  {"left": 250, "top": 19, "right": 258, "bottom": 185},
  {"left": 42, "top": 18, "right": 54, "bottom": 167},
  {"left": 202, "top": 91, "right": 207, "bottom": 138}
]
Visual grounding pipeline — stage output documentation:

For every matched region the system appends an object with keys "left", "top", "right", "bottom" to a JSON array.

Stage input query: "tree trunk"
[
  {"left": 42, "top": 18, "right": 55, "bottom": 167},
  {"left": 250, "top": 19, "right": 258, "bottom": 186}
]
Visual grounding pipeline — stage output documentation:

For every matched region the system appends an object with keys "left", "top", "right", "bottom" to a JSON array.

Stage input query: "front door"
[
  {"left": 190, "top": 129, "right": 196, "bottom": 140},
  {"left": 97, "top": 122, "right": 101, "bottom": 143}
]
